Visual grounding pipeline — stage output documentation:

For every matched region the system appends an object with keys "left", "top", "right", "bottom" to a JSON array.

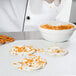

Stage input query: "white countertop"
[{"left": 0, "top": 31, "right": 76, "bottom": 76}]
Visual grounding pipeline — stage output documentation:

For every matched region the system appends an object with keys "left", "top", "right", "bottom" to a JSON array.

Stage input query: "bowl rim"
[{"left": 39, "top": 21, "right": 76, "bottom": 31}]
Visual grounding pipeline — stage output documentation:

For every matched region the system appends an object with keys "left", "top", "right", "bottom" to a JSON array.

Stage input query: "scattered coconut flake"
[
  {"left": 13, "top": 55, "right": 47, "bottom": 71},
  {"left": 46, "top": 46, "right": 68, "bottom": 56},
  {"left": 9, "top": 45, "right": 36, "bottom": 56}
]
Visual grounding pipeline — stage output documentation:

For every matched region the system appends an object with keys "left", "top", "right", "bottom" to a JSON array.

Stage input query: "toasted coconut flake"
[{"left": 13, "top": 55, "right": 47, "bottom": 71}]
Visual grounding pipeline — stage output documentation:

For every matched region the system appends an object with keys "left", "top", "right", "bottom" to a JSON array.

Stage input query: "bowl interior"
[{"left": 39, "top": 21, "right": 76, "bottom": 30}]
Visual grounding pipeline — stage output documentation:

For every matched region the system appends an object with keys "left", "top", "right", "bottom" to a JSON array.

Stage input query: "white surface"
[
  {"left": 0, "top": 39, "right": 76, "bottom": 76},
  {"left": 39, "top": 21, "right": 76, "bottom": 42}
]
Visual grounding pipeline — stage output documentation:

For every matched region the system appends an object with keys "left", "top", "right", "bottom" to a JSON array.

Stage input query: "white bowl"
[{"left": 39, "top": 21, "right": 76, "bottom": 42}]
